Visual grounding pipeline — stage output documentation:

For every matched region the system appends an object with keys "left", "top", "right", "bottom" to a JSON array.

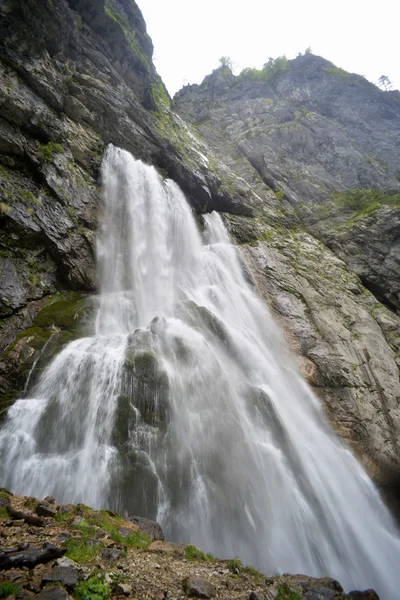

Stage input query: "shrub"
[{"left": 74, "top": 577, "right": 110, "bottom": 600}]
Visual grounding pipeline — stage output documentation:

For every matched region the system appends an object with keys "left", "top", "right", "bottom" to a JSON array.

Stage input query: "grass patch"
[
  {"left": 184, "top": 544, "right": 213, "bottom": 562},
  {"left": 74, "top": 577, "right": 110, "bottom": 600},
  {"left": 0, "top": 582, "right": 19, "bottom": 598},
  {"left": 227, "top": 557, "right": 243, "bottom": 571},
  {"left": 63, "top": 537, "right": 100, "bottom": 563},
  {"left": 0, "top": 507, "right": 9, "bottom": 518},
  {"left": 276, "top": 583, "right": 303, "bottom": 600},
  {"left": 55, "top": 511, "right": 73, "bottom": 523},
  {"left": 38, "top": 141, "right": 64, "bottom": 162},
  {"left": 333, "top": 188, "right": 400, "bottom": 214}
]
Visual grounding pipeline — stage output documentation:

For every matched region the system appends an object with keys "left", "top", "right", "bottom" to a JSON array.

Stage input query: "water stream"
[{"left": 0, "top": 145, "right": 399, "bottom": 598}]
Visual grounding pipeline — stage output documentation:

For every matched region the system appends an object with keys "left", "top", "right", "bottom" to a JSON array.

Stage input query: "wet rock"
[
  {"left": 182, "top": 576, "right": 216, "bottom": 598},
  {"left": 36, "top": 504, "right": 57, "bottom": 518},
  {"left": 128, "top": 516, "right": 164, "bottom": 541},
  {"left": 0, "top": 543, "right": 66, "bottom": 570}
]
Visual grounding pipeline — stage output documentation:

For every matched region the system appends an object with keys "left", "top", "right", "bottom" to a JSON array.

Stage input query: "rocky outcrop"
[
  {"left": 175, "top": 59, "right": 400, "bottom": 508},
  {"left": 0, "top": 491, "right": 381, "bottom": 600}
]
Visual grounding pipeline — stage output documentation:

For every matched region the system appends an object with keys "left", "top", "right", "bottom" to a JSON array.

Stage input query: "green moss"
[
  {"left": 80, "top": 508, "right": 151, "bottom": 549},
  {"left": 34, "top": 293, "right": 88, "bottom": 330},
  {"left": 151, "top": 82, "right": 171, "bottom": 112},
  {"left": 38, "top": 141, "right": 64, "bottom": 162},
  {"left": 55, "top": 511, "right": 73, "bottom": 523},
  {"left": 184, "top": 545, "right": 213, "bottom": 561},
  {"left": 333, "top": 188, "right": 400, "bottom": 212},
  {"left": 0, "top": 582, "right": 19, "bottom": 599},
  {"left": 324, "top": 67, "right": 349, "bottom": 79},
  {"left": 276, "top": 583, "right": 303, "bottom": 600},
  {"left": 0, "top": 507, "right": 9, "bottom": 518},
  {"left": 275, "top": 188, "right": 284, "bottom": 201}
]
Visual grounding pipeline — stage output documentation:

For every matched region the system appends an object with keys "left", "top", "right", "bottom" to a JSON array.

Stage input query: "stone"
[
  {"left": 128, "top": 516, "right": 164, "bottom": 541},
  {"left": 0, "top": 543, "right": 66, "bottom": 570},
  {"left": 44, "top": 497, "right": 55, "bottom": 504},
  {"left": 99, "top": 548, "right": 122, "bottom": 562},
  {"left": 36, "top": 588, "right": 72, "bottom": 600},
  {"left": 182, "top": 577, "right": 216, "bottom": 599},
  {"left": 116, "top": 583, "right": 132, "bottom": 596},
  {"left": 42, "top": 566, "right": 83, "bottom": 590},
  {"left": 119, "top": 525, "right": 139, "bottom": 538},
  {"left": 36, "top": 504, "right": 57, "bottom": 518},
  {"left": 249, "top": 593, "right": 263, "bottom": 600}
]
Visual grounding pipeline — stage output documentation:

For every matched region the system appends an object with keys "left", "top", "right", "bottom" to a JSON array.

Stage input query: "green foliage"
[
  {"left": 63, "top": 537, "right": 100, "bottom": 563},
  {"left": 244, "top": 566, "right": 262, "bottom": 577},
  {"left": 0, "top": 507, "right": 9, "bottom": 518},
  {"left": 276, "top": 583, "right": 303, "bottom": 600},
  {"left": 219, "top": 56, "right": 233, "bottom": 70},
  {"left": 55, "top": 511, "right": 73, "bottom": 523},
  {"left": 184, "top": 544, "right": 213, "bottom": 562},
  {"left": 74, "top": 577, "right": 110, "bottom": 600},
  {"left": 0, "top": 582, "right": 19, "bottom": 598},
  {"left": 323, "top": 67, "right": 349, "bottom": 79},
  {"left": 238, "top": 55, "right": 288, "bottom": 82},
  {"left": 275, "top": 188, "right": 284, "bottom": 201},
  {"left": 333, "top": 188, "right": 400, "bottom": 215},
  {"left": 38, "top": 141, "right": 64, "bottom": 162},
  {"left": 227, "top": 557, "right": 243, "bottom": 571}
]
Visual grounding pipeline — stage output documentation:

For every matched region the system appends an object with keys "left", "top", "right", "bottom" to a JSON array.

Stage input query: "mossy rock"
[
  {"left": 178, "top": 300, "right": 231, "bottom": 347},
  {"left": 122, "top": 349, "right": 169, "bottom": 427},
  {"left": 34, "top": 292, "right": 91, "bottom": 331},
  {"left": 111, "top": 394, "right": 138, "bottom": 448},
  {"left": 0, "top": 292, "right": 93, "bottom": 420}
]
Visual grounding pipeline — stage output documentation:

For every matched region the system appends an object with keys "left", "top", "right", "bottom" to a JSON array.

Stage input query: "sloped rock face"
[
  {"left": 175, "top": 60, "right": 400, "bottom": 508},
  {"left": 175, "top": 56, "right": 400, "bottom": 310}
]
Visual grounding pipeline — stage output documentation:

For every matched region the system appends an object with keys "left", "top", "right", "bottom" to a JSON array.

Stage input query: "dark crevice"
[{"left": 359, "top": 276, "right": 399, "bottom": 314}]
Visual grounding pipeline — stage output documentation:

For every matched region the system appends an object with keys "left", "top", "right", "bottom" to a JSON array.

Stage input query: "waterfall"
[{"left": 0, "top": 145, "right": 399, "bottom": 598}]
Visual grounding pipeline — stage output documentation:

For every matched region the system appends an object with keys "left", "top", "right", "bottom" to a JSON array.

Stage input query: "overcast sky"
[{"left": 137, "top": 0, "right": 399, "bottom": 96}]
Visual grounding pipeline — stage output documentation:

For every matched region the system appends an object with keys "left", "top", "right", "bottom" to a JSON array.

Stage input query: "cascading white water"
[{"left": 0, "top": 145, "right": 399, "bottom": 598}]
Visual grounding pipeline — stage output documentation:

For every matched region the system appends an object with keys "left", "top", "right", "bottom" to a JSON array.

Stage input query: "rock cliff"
[{"left": 0, "top": 0, "right": 400, "bottom": 517}]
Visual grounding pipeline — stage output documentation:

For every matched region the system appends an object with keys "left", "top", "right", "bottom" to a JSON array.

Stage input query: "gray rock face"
[{"left": 175, "top": 56, "right": 400, "bottom": 311}]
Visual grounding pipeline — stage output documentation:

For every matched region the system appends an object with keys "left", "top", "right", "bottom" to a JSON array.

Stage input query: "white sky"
[{"left": 137, "top": 0, "right": 400, "bottom": 96}]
